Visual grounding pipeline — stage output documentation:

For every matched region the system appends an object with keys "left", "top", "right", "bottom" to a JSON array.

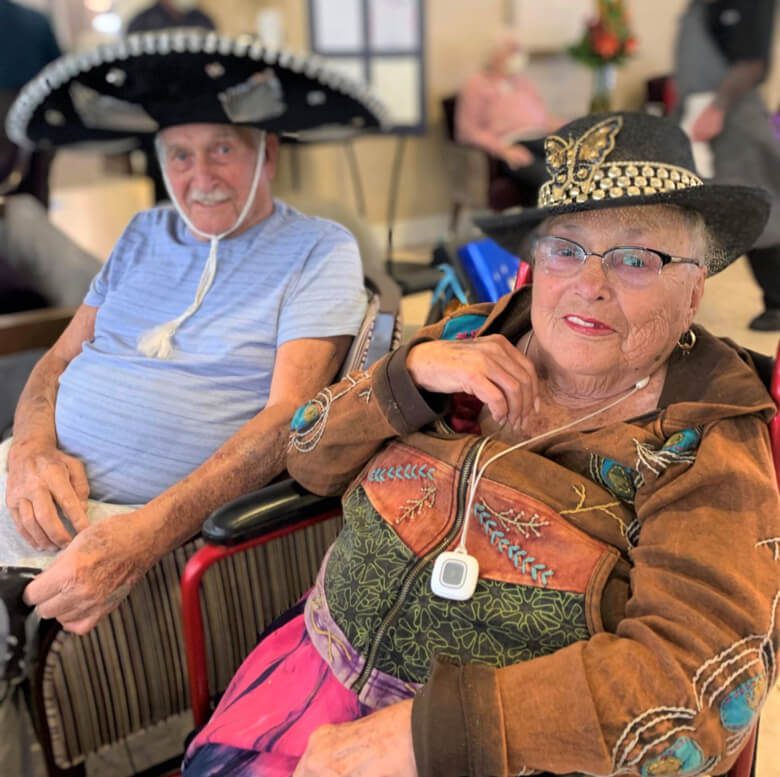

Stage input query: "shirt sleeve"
[
  {"left": 708, "top": 0, "right": 775, "bottom": 65},
  {"left": 277, "top": 221, "right": 367, "bottom": 346},
  {"left": 412, "top": 414, "right": 780, "bottom": 777},
  {"left": 456, "top": 73, "right": 505, "bottom": 156},
  {"left": 83, "top": 212, "right": 145, "bottom": 308}
]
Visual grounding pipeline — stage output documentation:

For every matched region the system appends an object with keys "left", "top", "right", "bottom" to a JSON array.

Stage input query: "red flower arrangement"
[{"left": 569, "top": 0, "right": 637, "bottom": 67}]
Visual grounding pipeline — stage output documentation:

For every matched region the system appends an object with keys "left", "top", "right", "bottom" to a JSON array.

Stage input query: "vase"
[{"left": 590, "top": 63, "right": 617, "bottom": 113}]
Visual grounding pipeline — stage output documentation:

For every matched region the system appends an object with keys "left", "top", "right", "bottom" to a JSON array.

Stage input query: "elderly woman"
[{"left": 183, "top": 112, "right": 780, "bottom": 777}]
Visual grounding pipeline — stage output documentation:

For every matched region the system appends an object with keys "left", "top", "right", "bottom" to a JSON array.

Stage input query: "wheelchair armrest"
[
  {"left": 0, "top": 305, "right": 75, "bottom": 356},
  {"left": 202, "top": 478, "right": 341, "bottom": 546}
]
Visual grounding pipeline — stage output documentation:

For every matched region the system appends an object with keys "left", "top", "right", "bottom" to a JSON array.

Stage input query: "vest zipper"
[{"left": 352, "top": 437, "right": 483, "bottom": 694}]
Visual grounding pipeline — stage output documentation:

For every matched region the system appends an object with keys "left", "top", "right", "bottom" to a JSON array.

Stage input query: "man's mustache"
[{"left": 188, "top": 189, "right": 231, "bottom": 205}]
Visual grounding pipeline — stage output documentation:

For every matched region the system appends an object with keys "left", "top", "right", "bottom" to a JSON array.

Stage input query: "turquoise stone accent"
[
  {"left": 720, "top": 675, "right": 765, "bottom": 730},
  {"left": 441, "top": 314, "right": 488, "bottom": 340},
  {"left": 640, "top": 737, "right": 704, "bottom": 777},
  {"left": 662, "top": 427, "right": 702, "bottom": 454},
  {"left": 290, "top": 401, "right": 320, "bottom": 432}
]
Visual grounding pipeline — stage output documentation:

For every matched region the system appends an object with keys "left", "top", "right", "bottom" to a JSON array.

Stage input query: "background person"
[
  {"left": 127, "top": 0, "right": 215, "bottom": 34},
  {"left": 182, "top": 113, "right": 779, "bottom": 777},
  {"left": 456, "top": 30, "right": 562, "bottom": 199},
  {"left": 0, "top": 0, "right": 61, "bottom": 206},
  {"left": 675, "top": 0, "right": 780, "bottom": 330}
]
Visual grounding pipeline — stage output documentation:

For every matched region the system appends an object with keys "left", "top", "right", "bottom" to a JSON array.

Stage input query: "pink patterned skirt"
[{"left": 182, "top": 611, "right": 370, "bottom": 776}]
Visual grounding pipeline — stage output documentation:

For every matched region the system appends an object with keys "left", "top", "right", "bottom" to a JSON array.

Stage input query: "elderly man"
[
  {"left": 3, "top": 122, "right": 364, "bottom": 627},
  {"left": 0, "top": 30, "right": 386, "bottom": 709}
]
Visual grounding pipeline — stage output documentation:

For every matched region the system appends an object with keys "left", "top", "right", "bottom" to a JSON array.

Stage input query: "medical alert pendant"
[{"left": 431, "top": 549, "right": 480, "bottom": 601}]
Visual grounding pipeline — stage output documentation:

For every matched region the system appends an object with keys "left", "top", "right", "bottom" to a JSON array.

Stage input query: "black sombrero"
[
  {"left": 5, "top": 29, "right": 390, "bottom": 150},
  {"left": 475, "top": 111, "right": 771, "bottom": 274}
]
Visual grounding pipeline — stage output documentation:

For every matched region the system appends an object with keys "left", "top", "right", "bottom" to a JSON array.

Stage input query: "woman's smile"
[{"left": 563, "top": 314, "right": 614, "bottom": 335}]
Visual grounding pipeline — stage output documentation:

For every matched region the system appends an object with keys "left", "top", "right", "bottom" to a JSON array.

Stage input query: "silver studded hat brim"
[
  {"left": 6, "top": 28, "right": 391, "bottom": 150},
  {"left": 474, "top": 112, "right": 772, "bottom": 276}
]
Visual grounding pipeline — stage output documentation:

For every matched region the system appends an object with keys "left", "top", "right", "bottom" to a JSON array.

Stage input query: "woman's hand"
[
  {"left": 6, "top": 439, "right": 89, "bottom": 550},
  {"left": 407, "top": 336, "right": 539, "bottom": 428},
  {"left": 293, "top": 700, "right": 417, "bottom": 777}
]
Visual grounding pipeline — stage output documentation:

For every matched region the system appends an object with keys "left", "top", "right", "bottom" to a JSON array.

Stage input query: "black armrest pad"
[{"left": 202, "top": 478, "right": 342, "bottom": 546}]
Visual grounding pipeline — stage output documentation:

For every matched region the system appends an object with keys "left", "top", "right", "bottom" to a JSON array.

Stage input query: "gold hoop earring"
[{"left": 677, "top": 329, "right": 696, "bottom": 355}]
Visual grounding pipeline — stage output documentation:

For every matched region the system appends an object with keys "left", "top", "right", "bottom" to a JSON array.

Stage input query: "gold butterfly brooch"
[{"left": 542, "top": 115, "right": 623, "bottom": 204}]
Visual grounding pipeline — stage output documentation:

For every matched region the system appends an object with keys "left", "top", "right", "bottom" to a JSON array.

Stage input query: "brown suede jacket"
[{"left": 287, "top": 289, "right": 780, "bottom": 777}]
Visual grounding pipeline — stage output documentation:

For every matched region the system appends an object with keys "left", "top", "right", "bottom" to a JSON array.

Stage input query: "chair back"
[
  {"left": 723, "top": 343, "right": 780, "bottom": 777},
  {"left": 441, "top": 95, "right": 457, "bottom": 142},
  {"left": 770, "top": 343, "right": 780, "bottom": 485}
]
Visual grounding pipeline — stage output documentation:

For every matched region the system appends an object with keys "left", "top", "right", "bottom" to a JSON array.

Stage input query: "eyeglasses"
[{"left": 533, "top": 236, "right": 702, "bottom": 288}]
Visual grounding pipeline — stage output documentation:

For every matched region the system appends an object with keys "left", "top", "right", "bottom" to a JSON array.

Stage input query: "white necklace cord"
[
  {"left": 137, "top": 132, "right": 267, "bottom": 359},
  {"left": 454, "top": 374, "right": 645, "bottom": 553}
]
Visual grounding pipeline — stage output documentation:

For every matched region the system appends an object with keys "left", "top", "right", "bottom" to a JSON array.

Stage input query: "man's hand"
[
  {"left": 691, "top": 103, "right": 725, "bottom": 142},
  {"left": 502, "top": 144, "right": 533, "bottom": 168},
  {"left": 406, "top": 336, "right": 539, "bottom": 429},
  {"left": 6, "top": 441, "right": 89, "bottom": 550},
  {"left": 293, "top": 700, "right": 417, "bottom": 777},
  {"left": 23, "top": 512, "right": 152, "bottom": 634}
]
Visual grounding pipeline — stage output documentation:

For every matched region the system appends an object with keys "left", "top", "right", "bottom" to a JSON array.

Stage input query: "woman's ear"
[{"left": 685, "top": 266, "right": 707, "bottom": 328}]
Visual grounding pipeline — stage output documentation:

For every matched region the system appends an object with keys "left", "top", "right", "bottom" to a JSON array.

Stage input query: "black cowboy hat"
[
  {"left": 5, "top": 29, "right": 390, "bottom": 150},
  {"left": 475, "top": 111, "right": 771, "bottom": 274}
]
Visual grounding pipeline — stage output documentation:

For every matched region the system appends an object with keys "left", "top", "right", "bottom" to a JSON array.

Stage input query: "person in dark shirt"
[
  {"left": 0, "top": 0, "right": 60, "bottom": 91},
  {"left": 127, "top": 0, "right": 215, "bottom": 34},
  {"left": 0, "top": 0, "right": 61, "bottom": 206},
  {"left": 675, "top": 0, "right": 780, "bottom": 330}
]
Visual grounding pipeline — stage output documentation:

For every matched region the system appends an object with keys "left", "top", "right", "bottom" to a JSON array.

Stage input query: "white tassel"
[
  {"left": 137, "top": 236, "right": 219, "bottom": 358},
  {"left": 137, "top": 320, "right": 179, "bottom": 359}
]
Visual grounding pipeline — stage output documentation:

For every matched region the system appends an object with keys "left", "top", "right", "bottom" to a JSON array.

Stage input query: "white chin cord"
[
  {"left": 137, "top": 132, "right": 267, "bottom": 359},
  {"left": 430, "top": 375, "right": 650, "bottom": 601}
]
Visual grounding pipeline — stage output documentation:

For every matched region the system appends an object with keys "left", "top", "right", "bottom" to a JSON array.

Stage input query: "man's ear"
[{"left": 264, "top": 133, "right": 280, "bottom": 181}]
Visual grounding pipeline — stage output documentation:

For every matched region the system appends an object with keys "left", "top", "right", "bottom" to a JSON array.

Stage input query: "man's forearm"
[
  {"left": 11, "top": 351, "right": 68, "bottom": 449},
  {"left": 133, "top": 402, "right": 297, "bottom": 558}
]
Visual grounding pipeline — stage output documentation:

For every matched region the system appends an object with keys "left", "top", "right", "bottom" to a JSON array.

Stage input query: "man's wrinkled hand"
[
  {"left": 6, "top": 441, "right": 89, "bottom": 550},
  {"left": 406, "top": 336, "right": 540, "bottom": 429},
  {"left": 22, "top": 514, "right": 151, "bottom": 634},
  {"left": 293, "top": 700, "right": 417, "bottom": 777}
]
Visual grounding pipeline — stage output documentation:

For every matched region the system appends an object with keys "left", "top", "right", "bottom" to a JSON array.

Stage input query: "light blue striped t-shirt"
[{"left": 55, "top": 200, "right": 367, "bottom": 504}]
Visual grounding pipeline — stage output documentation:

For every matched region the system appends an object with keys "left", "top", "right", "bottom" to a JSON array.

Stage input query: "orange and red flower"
[{"left": 570, "top": 0, "right": 637, "bottom": 67}]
